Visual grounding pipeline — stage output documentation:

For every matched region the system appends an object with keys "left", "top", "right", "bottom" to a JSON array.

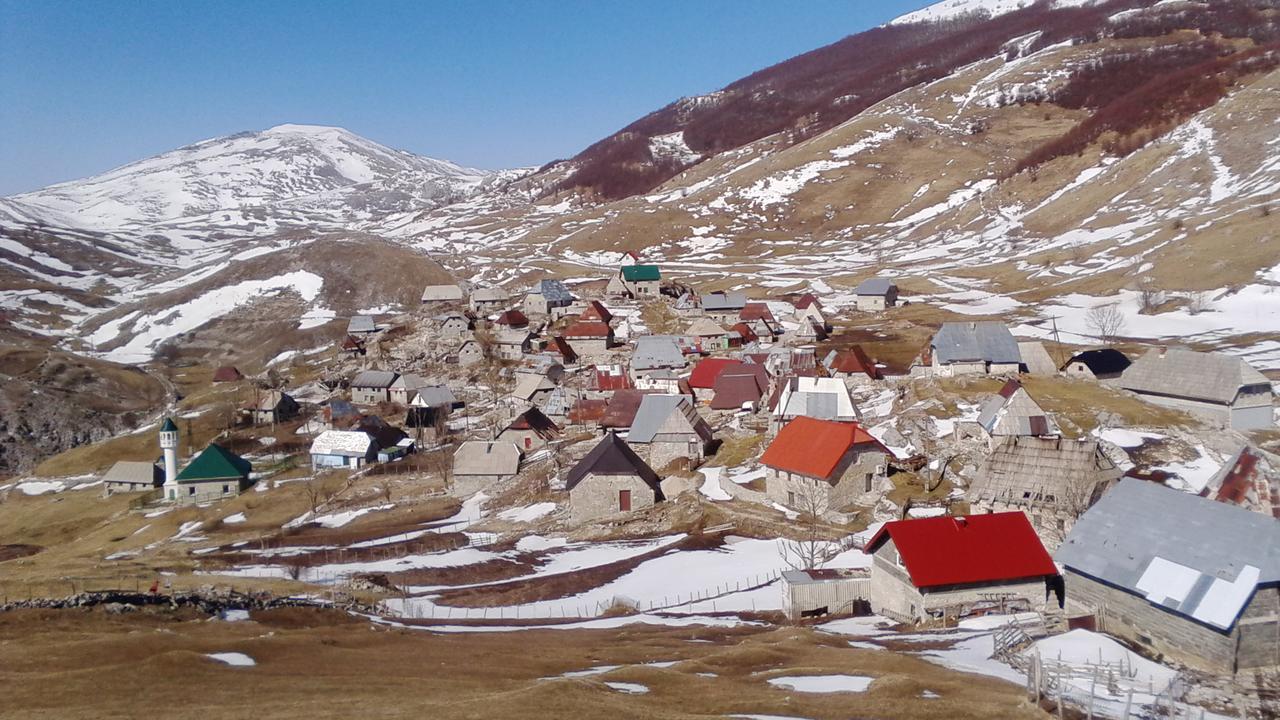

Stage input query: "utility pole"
[{"left": 1047, "top": 315, "right": 1065, "bottom": 367}]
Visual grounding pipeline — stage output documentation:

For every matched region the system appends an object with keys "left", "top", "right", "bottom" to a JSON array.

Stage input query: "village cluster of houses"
[{"left": 94, "top": 258, "right": 1278, "bottom": 678}]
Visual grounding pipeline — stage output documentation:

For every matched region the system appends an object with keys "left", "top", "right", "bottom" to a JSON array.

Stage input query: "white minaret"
[{"left": 160, "top": 417, "right": 179, "bottom": 497}]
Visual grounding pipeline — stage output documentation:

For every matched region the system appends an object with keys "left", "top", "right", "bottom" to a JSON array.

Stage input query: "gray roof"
[
  {"left": 347, "top": 315, "right": 376, "bottom": 333},
  {"left": 628, "top": 394, "right": 712, "bottom": 444},
  {"left": 701, "top": 292, "right": 747, "bottom": 311},
  {"left": 411, "top": 386, "right": 456, "bottom": 407},
  {"left": 632, "top": 336, "right": 686, "bottom": 370},
  {"left": 453, "top": 441, "right": 522, "bottom": 476},
  {"left": 351, "top": 370, "right": 398, "bottom": 388},
  {"left": 536, "top": 279, "right": 573, "bottom": 302},
  {"left": 101, "top": 461, "right": 161, "bottom": 486},
  {"left": 1118, "top": 347, "right": 1271, "bottom": 405},
  {"left": 932, "top": 321, "right": 1021, "bottom": 365},
  {"left": 855, "top": 277, "right": 896, "bottom": 296},
  {"left": 564, "top": 432, "right": 661, "bottom": 492},
  {"left": 421, "top": 284, "right": 465, "bottom": 302},
  {"left": 1056, "top": 479, "right": 1280, "bottom": 631},
  {"left": 969, "top": 436, "right": 1120, "bottom": 511},
  {"left": 471, "top": 287, "right": 509, "bottom": 302}
]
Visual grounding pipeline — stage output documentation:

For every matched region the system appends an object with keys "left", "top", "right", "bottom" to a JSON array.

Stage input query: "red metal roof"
[
  {"left": 761, "top": 416, "right": 884, "bottom": 481},
  {"left": 864, "top": 513, "right": 1058, "bottom": 589},
  {"left": 730, "top": 322, "right": 759, "bottom": 344},
  {"left": 710, "top": 372, "right": 766, "bottom": 410},
  {"left": 565, "top": 321, "right": 612, "bottom": 338},
  {"left": 580, "top": 300, "right": 614, "bottom": 324},
  {"left": 592, "top": 365, "right": 632, "bottom": 392},
  {"left": 739, "top": 302, "right": 775, "bottom": 322},
  {"left": 794, "top": 293, "right": 823, "bottom": 310},
  {"left": 830, "top": 345, "right": 879, "bottom": 379},
  {"left": 568, "top": 398, "right": 607, "bottom": 423},
  {"left": 495, "top": 309, "right": 529, "bottom": 327},
  {"left": 689, "top": 358, "right": 745, "bottom": 389}
]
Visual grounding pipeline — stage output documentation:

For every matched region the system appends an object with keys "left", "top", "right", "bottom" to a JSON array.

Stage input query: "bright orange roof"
[{"left": 761, "top": 416, "right": 882, "bottom": 480}]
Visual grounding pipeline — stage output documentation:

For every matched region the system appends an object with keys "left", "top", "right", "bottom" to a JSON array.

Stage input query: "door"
[{"left": 619, "top": 489, "right": 632, "bottom": 512}]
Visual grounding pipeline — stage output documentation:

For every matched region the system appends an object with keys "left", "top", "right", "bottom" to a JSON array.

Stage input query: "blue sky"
[{"left": 0, "top": 0, "right": 923, "bottom": 195}]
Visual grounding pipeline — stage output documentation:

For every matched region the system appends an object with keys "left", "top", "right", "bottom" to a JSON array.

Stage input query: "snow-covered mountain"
[
  {"left": 888, "top": 0, "right": 1098, "bottom": 26},
  {"left": 4, "top": 123, "right": 490, "bottom": 232}
]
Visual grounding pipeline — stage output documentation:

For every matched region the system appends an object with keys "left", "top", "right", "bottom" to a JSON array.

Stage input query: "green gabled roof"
[
  {"left": 176, "top": 443, "right": 252, "bottom": 483},
  {"left": 621, "top": 265, "right": 660, "bottom": 282},
  {"left": 160, "top": 417, "right": 178, "bottom": 432}
]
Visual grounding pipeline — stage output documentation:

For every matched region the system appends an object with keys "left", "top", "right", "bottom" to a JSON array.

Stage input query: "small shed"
[
  {"left": 1062, "top": 348, "right": 1130, "bottom": 382},
  {"left": 781, "top": 569, "right": 871, "bottom": 620},
  {"left": 347, "top": 315, "right": 377, "bottom": 335},
  {"left": 566, "top": 432, "right": 664, "bottom": 523},
  {"left": 854, "top": 278, "right": 898, "bottom": 311}
]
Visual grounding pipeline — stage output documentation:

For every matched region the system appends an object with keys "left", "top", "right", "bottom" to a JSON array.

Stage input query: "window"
[
  {"left": 222, "top": 485, "right": 230, "bottom": 494},
  {"left": 864, "top": 473, "right": 873, "bottom": 493},
  {"left": 188, "top": 487, "right": 195, "bottom": 495},
  {"left": 619, "top": 489, "right": 632, "bottom": 512},
  {"left": 788, "top": 491, "right": 795, "bottom": 506}
]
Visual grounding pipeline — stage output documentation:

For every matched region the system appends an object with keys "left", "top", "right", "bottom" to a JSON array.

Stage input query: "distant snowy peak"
[
  {"left": 890, "top": 0, "right": 1099, "bottom": 25},
  {"left": 8, "top": 124, "right": 492, "bottom": 230}
]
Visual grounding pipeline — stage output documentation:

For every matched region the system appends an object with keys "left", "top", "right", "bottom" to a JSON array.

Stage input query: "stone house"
[
  {"left": 168, "top": 444, "right": 252, "bottom": 504},
  {"left": 580, "top": 300, "right": 614, "bottom": 325},
  {"left": 566, "top": 432, "right": 664, "bottom": 523},
  {"left": 688, "top": 357, "right": 749, "bottom": 402},
  {"left": 710, "top": 371, "right": 768, "bottom": 411},
  {"left": 823, "top": 346, "right": 881, "bottom": 385},
  {"left": 563, "top": 320, "right": 614, "bottom": 357},
  {"left": 493, "top": 309, "right": 530, "bottom": 330},
  {"left": 389, "top": 373, "right": 432, "bottom": 406},
  {"left": 498, "top": 406, "right": 562, "bottom": 452},
  {"left": 469, "top": 286, "right": 510, "bottom": 314},
  {"left": 101, "top": 461, "right": 162, "bottom": 494},
  {"left": 452, "top": 441, "right": 522, "bottom": 495},
  {"left": 1062, "top": 348, "right": 1130, "bottom": 383},
  {"left": 957, "top": 379, "right": 1059, "bottom": 449},
  {"left": 701, "top": 291, "right": 747, "bottom": 324},
  {"left": 629, "top": 336, "right": 687, "bottom": 380},
  {"left": 509, "top": 372, "right": 556, "bottom": 406},
  {"left": 738, "top": 303, "right": 778, "bottom": 338},
  {"left": 309, "top": 429, "right": 376, "bottom": 470},
  {"left": 865, "top": 513, "right": 1060, "bottom": 623},
  {"left": 242, "top": 389, "right": 300, "bottom": 425},
  {"left": 967, "top": 436, "right": 1121, "bottom": 550},
  {"left": 919, "top": 321, "right": 1022, "bottom": 376},
  {"left": 455, "top": 339, "right": 485, "bottom": 366},
  {"left": 685, "top": 317, "right": 730, "bottom": 353},
  {"left": 1117, "top": 347, "right": 1274, "bottom": 430},
  {"left": 791, "top": 293, "right": 828, "bottom": 330},
  {"left": 523, "top": 278, "right": 574, "bottom": 318},
  {"left": 626, "top": 394, "right": 714, "bottom": 469},
  {"left": 350, "top": 370, "right": 398, "bottom": 405},
  {"left": 761, "top": 416, "right": 891, "bottom": 514},
  {"left": 495, "top": 327, "right": 534, "bottom": 361},
  {"left": 854, "top": 277, "right": 898, "bottom": 311},
  {"left": 770, "top": 376, "right": 860, "bottom": 431},
  {"left": 1055, "top": 479, "right": 1279, "bottom": 673},
  {"left": 435, "top": 312, "right": 473, "bottom": 337}
]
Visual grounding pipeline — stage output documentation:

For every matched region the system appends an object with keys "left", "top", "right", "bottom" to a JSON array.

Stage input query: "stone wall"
[
  {"left": 870, "top": 539, "right": 1050, "bottom": 620},
  {"left": 569, "top": 472, "right": 658, "bottom": 523},
  {"left": 1063, "top": 569, "right": 1254, "bottom": 673}
]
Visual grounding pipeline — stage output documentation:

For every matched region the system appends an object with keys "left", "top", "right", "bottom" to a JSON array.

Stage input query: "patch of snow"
[
  {"left": 206, "top": 652, "right": 256, "bottom": 667},
  {"left": 767, "top": 675, "right": 873, "bottom": 693}
]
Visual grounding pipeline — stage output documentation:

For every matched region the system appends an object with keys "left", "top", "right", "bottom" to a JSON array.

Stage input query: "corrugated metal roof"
[
  {"left": 761, "top": 417, "right": 883, "bottom": 481},
  {"left": 471, "top": 287, "right": 510, "bottom": 302},
  {"left": 685, "top": 317, "right": 729, "bottom": 337},
  {"left": 352, "top": 370, "right": 398, "bottom": 388},
  {"left": 1119, "top": 347, "right": 1270, "bottom": 405},
  {"left": 932, "top": 321, "right": 1021, "bottom": 365},
  {"left": 176, "top": 444, "right": 251, "bottom": 483},
  {"left": 621, "top": 265, "right": 661, "bottom": 282},
  {"left": 101, "top": 461, "right": 161, "bottom": 486},
  {"left": 537, "top": 279, "right": 574, "bottom": 302},
  {"left": 1055, "top": 479, "right": 1280, "bottom": 630},
  {"left": 411, "top": 386, "right": 457, "bottom": 408},
  {"left": 701, "top": 292, "right": 747, "bottom": 311},
  {"left": 421, "top": 284, "right": 464, "bottom": 301},
  {"left": 347, "top": 315, "right": 376, "bottom": 333},
  {"left": 866, "top": 513, "right": 1057, "bottom": 589},
  {"left": 711, "top": 373, "right": 766, "bottom": 410},
  {"left": 632, "top": 336, "right": 686, "bottom": 370},
  {"left": 628, "top": 394, "right": 711, "bottom": 444}
]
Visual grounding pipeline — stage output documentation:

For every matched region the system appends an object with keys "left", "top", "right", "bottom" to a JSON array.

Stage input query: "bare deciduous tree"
[
  {"left": 1137, "top": 276, "right": 1163, "bottom": 313},
  {"left": 1085, "top": 303, "right": 1126, "bottom": 343},
  {"left": 1187, "top": 290, "right": 1213, "bottom": 315},
  {"left": 301, "top": 475, "right": 336, "bottom": 516},
  {"left": 778, "top": 479, "right": 832, "bottom": 572}
]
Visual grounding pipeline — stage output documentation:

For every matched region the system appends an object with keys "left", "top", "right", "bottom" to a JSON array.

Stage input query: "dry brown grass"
[
  {"left": 709, "top": 433, "right": 765, "bottom": 468},
  {"left": 0, "top": 607, "right": 1049, "bottom": 720}
]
